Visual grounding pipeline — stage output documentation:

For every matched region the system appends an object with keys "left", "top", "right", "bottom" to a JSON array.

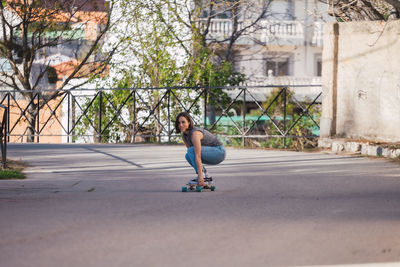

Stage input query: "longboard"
[{"left": 182, "top": 181, "right": 216, "bottom": 192}]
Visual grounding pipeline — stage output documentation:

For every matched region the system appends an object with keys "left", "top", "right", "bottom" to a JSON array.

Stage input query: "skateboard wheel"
[
  {"left": 196, "top": 186, "right": 202, "bottom": 192},
  {"left": 182, "top": 186, "right": 188, "bottom": 192},
  {"left": 211, "top": 186, "right": 216, "bottom": 191}
]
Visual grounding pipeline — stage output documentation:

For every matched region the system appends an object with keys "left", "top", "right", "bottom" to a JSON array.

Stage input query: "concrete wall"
[{"left": 320, "top": 20, "right": 400, "bottom": 142}]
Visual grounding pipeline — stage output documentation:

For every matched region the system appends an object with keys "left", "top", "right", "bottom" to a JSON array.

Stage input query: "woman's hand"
[{"left": 197, "top": 176, "right": 205, "bottom": 186}]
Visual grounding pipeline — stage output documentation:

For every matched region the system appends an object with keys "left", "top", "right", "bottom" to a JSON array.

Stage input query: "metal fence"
[{"left": 0, "top": 85, "right": 321, "bottom": 147}]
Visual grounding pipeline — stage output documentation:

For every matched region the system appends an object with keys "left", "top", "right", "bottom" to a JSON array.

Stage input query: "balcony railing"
[
  {"left": 245, "top": 76, "right": 322, "bottom": 87},
  {"left": 200, "top": 19, "right": 323, "bottom": 46},
  {"left": 235, "top": 76, "right": 322, "bottom": 102}
]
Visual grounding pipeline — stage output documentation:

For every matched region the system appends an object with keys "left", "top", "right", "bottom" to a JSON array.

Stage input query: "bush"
[{"left": 0, "top": 169, "right": 25, "bottom": 180}]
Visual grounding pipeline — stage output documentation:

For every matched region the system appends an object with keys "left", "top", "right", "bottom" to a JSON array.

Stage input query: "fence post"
[
  {"left": 4, "top": 107, "right": 7, "bottom": 169},
  {"left": 132, "top": 89, "right": 136, "bottom": 143},
  {"left": 36, "top": 93, "right": 40, "bottom": 143},
  {"left": 242, "top": 88, "right": 246, "bottom": 147},
  {"left": 99, "top": 90, "right": 103, "bottom": 143},
  {"left": 67, "top": 91, "right": 70, "bottom": 143},
  {"left": 204, "top": 87, "right": 208, "bottom": 129},
  {"left": 1, "top": 106, "right": 7, "bottom": 169},
  {"left": 7, "top": 93, "right": 10, "bottom": 142},
  {"left": 72, "top": 94, "right": 76, "bottom": 143},
  {"left": 168, "top": 89, "right": 171, "bottom": 142},
  {"left": 283, "top": 87, "right": 287, "bottom": 148}
]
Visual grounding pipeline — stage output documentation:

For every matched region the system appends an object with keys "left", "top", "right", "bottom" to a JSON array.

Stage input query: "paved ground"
[{"left": 1, "top": 143, "right": 400, "bottom": 267}]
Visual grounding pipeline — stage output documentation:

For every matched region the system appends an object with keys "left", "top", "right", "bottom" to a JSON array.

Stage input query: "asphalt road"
[{"left": 1, "top": 143, "right": 400, "bottom": 267}]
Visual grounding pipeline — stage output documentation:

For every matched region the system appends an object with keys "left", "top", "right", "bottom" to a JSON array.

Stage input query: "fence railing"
[{"left": 0, "top": 85, "right": 321, "bottom": 147}]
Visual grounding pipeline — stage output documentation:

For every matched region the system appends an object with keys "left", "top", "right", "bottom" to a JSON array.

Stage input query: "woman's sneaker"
[
  {"left": 204, "top": 171, "right": 213, "bottom": 182},
  {"left": 188, "top": 173, "right": 213, "bottom": 185},
  {"left": 188, "top": 178, "right": 198, "bottom": 185},
  {"left": 203, "top": 169, "right": 211, "bottom": 179}
]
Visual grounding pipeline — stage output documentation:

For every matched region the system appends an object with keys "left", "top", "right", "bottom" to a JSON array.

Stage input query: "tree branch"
[
  {"left": 59, "top": 3, "right": 114, "bottom": 89},
  {"left": 382, "top": 0, "right": 400, "bottom": 10}
]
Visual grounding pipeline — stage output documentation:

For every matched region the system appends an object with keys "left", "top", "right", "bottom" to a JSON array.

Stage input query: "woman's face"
[{"left": 178, "top": 116, "right": 190, "bottom": 133}]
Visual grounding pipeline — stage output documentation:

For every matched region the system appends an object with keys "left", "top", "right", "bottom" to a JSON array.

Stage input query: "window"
[
  {"left": 0, "top": 58, "right": 12, "bottom": 73},
  {"left": 315, "top": 54, "right": 322, "bottom": 76},
  {"left": 265, "top": 0, "right": 293, "bottom": 20},
  {"left": 317, "top": 60, "right": 322, "bottom": 76},
  {"left": 200, "top": 0, "right": 233, "bottom": 19},
  {"left": 266, "top": 58, "right": 289, "bottom": 76}
]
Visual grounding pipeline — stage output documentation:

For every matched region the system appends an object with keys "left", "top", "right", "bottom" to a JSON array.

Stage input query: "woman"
[{"left": 175, "top": 112, "right": 226, "bottom": 186}]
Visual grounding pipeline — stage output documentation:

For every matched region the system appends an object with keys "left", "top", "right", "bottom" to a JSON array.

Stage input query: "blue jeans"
[{"left": 185, "top": 146, "right": 226, "bottom": 174}]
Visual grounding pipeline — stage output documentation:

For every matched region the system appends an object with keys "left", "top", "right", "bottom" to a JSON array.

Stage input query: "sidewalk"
[{"left": 318, "top": 137, "right": 400, "bottom": 159}]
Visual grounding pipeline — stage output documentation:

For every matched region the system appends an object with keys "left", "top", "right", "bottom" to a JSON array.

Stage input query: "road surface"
[{"left": 1, "top": 143, "right": 400, "bottom": 267}]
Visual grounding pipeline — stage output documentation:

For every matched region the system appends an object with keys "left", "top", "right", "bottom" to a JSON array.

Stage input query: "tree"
[
  {"left": 0, "top": 0, "right": 121, "bottom": 142},
  {"left": 86, "top": 0, "right": 248, "bottom": 142},
  {"left": 323, "top": 0, "right": 400, "bottom": 21},
  {"left": 154, "top": 0, "right": 274, "bottom": 68},
  {"left": 75, "top": 0, "right": 302, "bottom": 143},
  {"left": 194, "top": 0, "right": 272, "bottom": 61},
  {"left": 109, "top": 0, "right": 273, "bottom": 85},
  {"left": 110, "top": 1, "right": 270, "bottom": 117}
]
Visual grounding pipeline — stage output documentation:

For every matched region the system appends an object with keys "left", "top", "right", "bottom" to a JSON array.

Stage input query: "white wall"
[{"left": 321, "top": 21, "right": 400, "bottom": 142}]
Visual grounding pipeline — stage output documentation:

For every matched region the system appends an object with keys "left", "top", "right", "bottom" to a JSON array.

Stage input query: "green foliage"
[
  {"left": 184, "top": 49, "right": 245, "bottom": 87},
  {"left": 0, "top": 169, "right": 25, "bottom": 180},
  {"left": 73, "top": 0, "right": 247, "bottom": 143},
  {"left": 209, "top": 88, "right": 321, "bottom": 150},
  {"left": 73, "top": 90, "right": 134, "bottom": 143},
  {"left": 184, "top": 49, "right": 245, "bottom": 108}
]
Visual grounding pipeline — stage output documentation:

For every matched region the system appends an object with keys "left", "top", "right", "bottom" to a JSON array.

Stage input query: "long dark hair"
[{"left": 175, "top": 112, "right": 194, "bottom": 133}]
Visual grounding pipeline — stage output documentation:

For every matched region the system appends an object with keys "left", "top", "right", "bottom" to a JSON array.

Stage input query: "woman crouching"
[{"left": 175, "top": 112, "right": 226, "bottom": 186}]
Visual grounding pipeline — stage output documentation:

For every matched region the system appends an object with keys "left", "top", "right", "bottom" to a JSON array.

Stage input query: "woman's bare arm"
[{"left": 191, "top": 131, "right": 204, "bottom": 186}]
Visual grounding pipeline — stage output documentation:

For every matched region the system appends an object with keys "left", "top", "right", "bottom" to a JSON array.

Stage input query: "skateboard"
[{"left": 181, "top": 179, "right": 216, "bottom": 192}]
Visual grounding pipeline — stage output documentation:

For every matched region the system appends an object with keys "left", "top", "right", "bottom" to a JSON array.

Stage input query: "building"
[
  {"left": 0, "top": 0, "right": 109, "bottom": 143},
  {"left": 203, "top": 0, "right": 334, "bottom": 103}
]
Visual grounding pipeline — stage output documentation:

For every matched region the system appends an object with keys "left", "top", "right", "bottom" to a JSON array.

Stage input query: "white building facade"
[{"left": 206, "top": 0, "right": 333, "bottom": 87}]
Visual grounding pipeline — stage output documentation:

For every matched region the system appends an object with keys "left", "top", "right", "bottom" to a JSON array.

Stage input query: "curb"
[{"left": 318, "top": 138, "right": 400, "bottom": 159}]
